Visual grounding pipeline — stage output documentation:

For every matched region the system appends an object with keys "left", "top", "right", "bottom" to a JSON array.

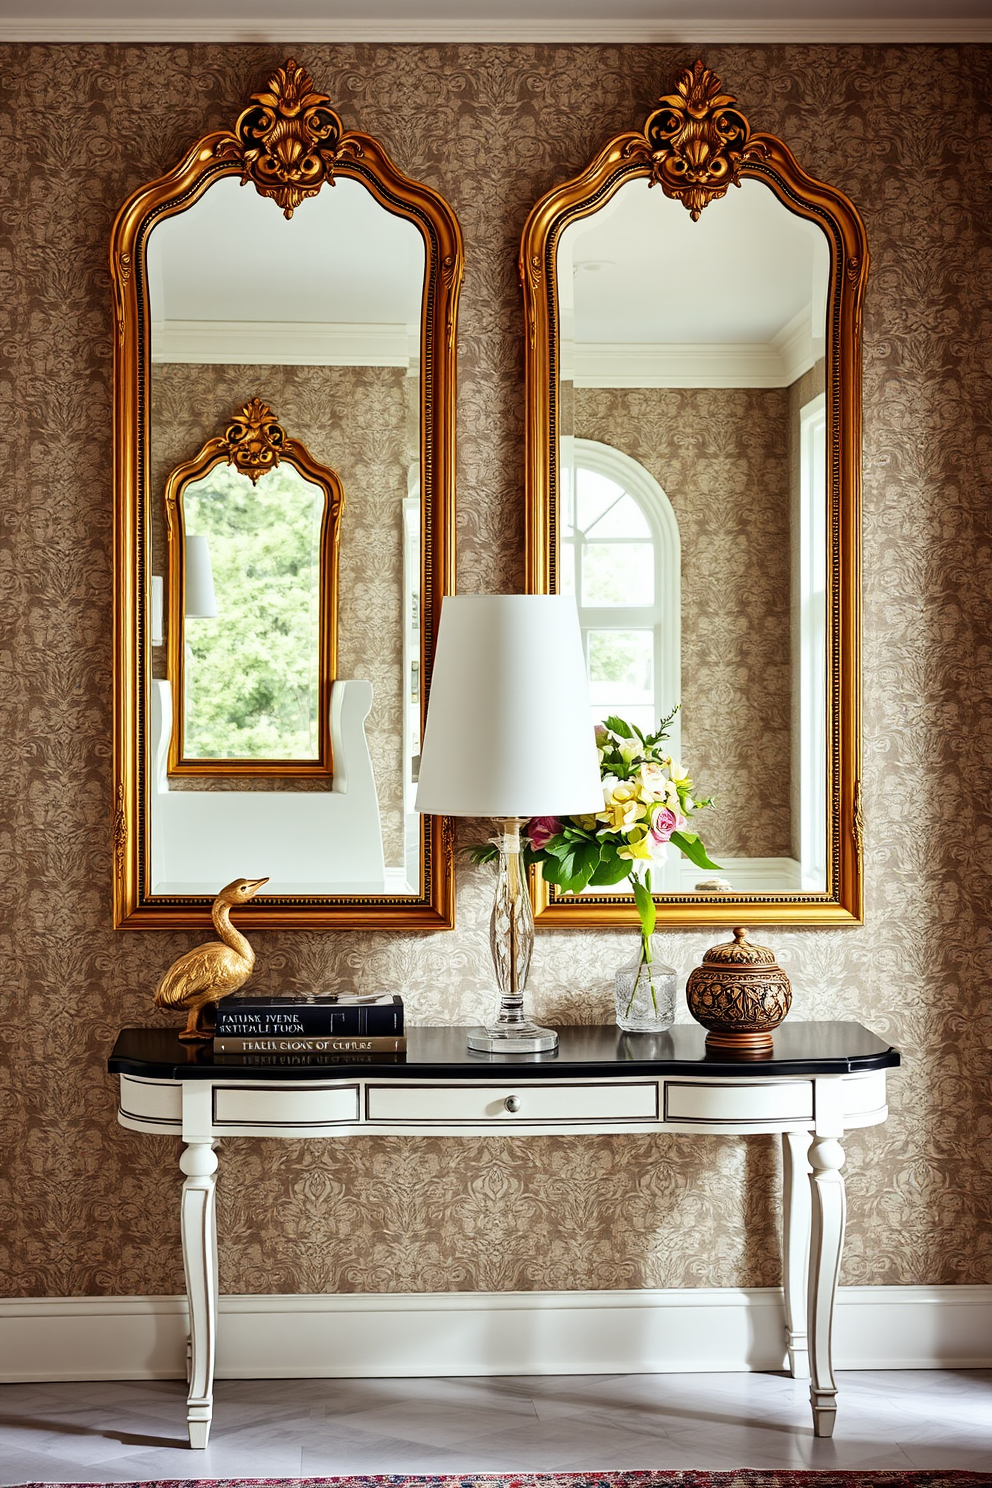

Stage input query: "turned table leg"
[
  {"left": 781, "top": 1130, "right": 812, "bottom": 1380},
  {"left": 807, "top": 1128, "right": 846, "bottom": 1437},
  {"left": 180, "top": 1139, "right": 218, "bottom": 1448}
]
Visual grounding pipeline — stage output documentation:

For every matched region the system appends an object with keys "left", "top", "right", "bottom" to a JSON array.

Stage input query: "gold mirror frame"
[
  {"left": 520, "top": 61, "right": 867, "bottom": 928},
  {"left": 112, "top": 59, "right": 462, "bottom": 929},
  {"left": 164, "top": 398, "right": 344, "bottom": 778}
]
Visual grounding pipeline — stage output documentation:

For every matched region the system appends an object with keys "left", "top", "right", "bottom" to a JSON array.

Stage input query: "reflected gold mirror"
[
  {"left": 521, "top": 61, "right": 867, "bottom": 928},
  {"left": 112, "top": 58, "right": 462, "bottom": 927},
  {"left": 164, "top": 398, "right": 344, "bottom": 778}
]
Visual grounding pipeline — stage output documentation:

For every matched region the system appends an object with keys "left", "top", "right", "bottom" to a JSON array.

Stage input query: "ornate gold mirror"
[
  {"left": 163, "top": 398, "right": 343, "bottom": 777},
  {"left": 113, "top": 59, "right": 462, "bottom": 927},
  {"left": 521, "top": 61, "right": 867, "bottom": 928}
]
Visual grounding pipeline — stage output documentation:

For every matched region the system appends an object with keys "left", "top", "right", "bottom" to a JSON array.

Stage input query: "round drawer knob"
[{"left": 504, "top": 1095, "right": 521, "bottom": 1113}]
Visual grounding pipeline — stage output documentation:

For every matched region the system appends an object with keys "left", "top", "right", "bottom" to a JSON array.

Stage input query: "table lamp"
[{"left": 416, "top": 595, "right": 602, "bottom": 1053}]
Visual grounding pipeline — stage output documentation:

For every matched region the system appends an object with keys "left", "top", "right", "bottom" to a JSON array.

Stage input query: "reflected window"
[
  {"left": 560, "top": 439, "right": 680, "bottom": 745},
  {"left": 799, "top": 394, "right": 827, "bottom": 888}
]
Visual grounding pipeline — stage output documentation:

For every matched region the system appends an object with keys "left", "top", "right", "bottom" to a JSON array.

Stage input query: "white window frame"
[
  {"left": 563, "top": 435, "right": 681, "bottom": 759},
  {"left": 799, "top": 394, "right": 827, "bottom": 890}
]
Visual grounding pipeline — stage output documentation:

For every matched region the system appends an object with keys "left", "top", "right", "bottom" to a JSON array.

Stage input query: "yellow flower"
[
  {"left": 618, "top": 832, "right": 653, "bottom": 861},
  {"left": 598, "top": 796, "right": 647, "bottom": 831},
  {"left": 597, "top": 779, "right": 651, "bottom": 839}
]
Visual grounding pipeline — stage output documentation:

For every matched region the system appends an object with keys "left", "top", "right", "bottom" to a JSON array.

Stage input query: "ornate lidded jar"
[{"left": 685, "top": 926, "right": 792, "bottom": 1055}]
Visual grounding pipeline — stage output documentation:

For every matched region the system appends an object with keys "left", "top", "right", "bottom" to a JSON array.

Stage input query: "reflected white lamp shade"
[
  {"left": 185, "top": 534, "right": 218, "bottom": 620},
  {"left": 415, "top": 594, "right": 602, "bottom": 819}
]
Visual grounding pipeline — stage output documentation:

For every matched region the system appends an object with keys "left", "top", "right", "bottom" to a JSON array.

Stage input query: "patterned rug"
[{"left": 15, "top": 1471, "right": 992, "bottom": 1487}]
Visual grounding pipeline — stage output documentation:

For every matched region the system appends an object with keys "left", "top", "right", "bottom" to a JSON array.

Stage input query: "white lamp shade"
[
  {"left": 185, "top": 534, "right": 218, "bottom": 619},
  {"left": 415, "top": 594, "right": 603, "bottom": 818}
]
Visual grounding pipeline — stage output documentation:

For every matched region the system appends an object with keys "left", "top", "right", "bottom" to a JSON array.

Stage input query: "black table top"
[{"left": 109, "top": 1022, "right": 900, "bottom": 1082}]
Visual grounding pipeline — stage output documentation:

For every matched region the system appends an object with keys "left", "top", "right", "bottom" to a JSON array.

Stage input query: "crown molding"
[
  {"left": 1, "top": 19, "right": 990, "bottom": 43},
  {"left": 565, "top": 330, "right": 818, "bottom": 389},
  {"left": 151, "top": 319, "right": 416, "bottom": 367}
]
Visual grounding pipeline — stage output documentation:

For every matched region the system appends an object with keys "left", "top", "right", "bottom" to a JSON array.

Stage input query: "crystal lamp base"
[{"left": 467, "top": 1021, "right": 559, "bottom": 1054}]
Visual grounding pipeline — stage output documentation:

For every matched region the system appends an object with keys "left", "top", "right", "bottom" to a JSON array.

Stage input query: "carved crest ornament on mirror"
[
  {"left": 112, "top": 59, "right": 462, "bottom": 928},
  {"left": 520, "top": 62, "right": 867, "bottom": 927}
]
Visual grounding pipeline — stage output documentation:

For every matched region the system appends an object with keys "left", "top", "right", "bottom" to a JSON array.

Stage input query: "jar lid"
[{"left": 701, "top": 926, "right": 780, "bottom": 969}]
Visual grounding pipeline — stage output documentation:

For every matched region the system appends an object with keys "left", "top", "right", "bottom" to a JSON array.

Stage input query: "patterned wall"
[
  {"left": 574, "top": 384, "right": 794, "bottom": 860},
  {"left": 0, "top": 42, "right": 990, "bottom": 1298}
]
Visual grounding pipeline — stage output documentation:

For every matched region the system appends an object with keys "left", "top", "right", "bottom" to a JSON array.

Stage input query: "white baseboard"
[{"left": 1, "top": 1286, "right": 989, "bottom": 1383}]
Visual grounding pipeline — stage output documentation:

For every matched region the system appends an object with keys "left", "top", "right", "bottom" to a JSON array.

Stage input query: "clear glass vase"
[{"left": 615, "top": 933, "right": 677, "bottom": 1033}]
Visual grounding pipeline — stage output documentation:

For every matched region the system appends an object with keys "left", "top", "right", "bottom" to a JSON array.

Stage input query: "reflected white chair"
[{"left": 148, "top": 679, "right": 387, "bottom": 894}]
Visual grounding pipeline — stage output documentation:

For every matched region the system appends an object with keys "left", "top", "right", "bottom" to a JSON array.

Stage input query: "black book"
[{"left": 215, "top": 993, "right": 404, "bottom": 1038}]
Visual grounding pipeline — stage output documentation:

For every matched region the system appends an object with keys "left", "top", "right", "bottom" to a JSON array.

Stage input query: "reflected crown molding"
[
  {"left": 151, "top": 320, "right": 418, "bottom": 368},
  {"left": 565, "top": 314, "right": 821, "bottom": 390}
]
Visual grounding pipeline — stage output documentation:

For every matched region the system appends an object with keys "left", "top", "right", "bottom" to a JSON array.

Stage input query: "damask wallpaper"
[
  {"left": 149, "top": 362, "right": 414, "bottom": 862},
  {"left": 0, "top": 42, "right": 990, "bottom": 1299},
  {"left": 573, "top": 384, "right": 793, "bottom": 860}
]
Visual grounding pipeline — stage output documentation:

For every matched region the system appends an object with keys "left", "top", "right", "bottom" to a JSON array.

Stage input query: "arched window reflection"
[{"left": 559, "top": 438, "right": 681, "bottom": 760}]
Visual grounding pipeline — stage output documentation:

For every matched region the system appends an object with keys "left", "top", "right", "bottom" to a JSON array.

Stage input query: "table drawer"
[
  {"left": 366, "top": 1080, "right": 659, "bottom": 1125},
  {"left": 664, "top": 1079, "right": 813, "bottom": 1124},
  {"left": 119, "top": 1075, "right": 182, "bottom": 1128},
  {"left": 212, "top": 1083, "right": 360, "bottom": 1128}
]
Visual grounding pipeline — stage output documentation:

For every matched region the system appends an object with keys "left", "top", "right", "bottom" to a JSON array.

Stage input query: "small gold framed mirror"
[
  {"left": 163, "top": 399, "right": 344, "bottom": 778},
  {"left": 112, "top": 58, "right": 462, "bottom": 928},
  {"left": 520, "top": 61, "right": 868, "bottom": 928}
]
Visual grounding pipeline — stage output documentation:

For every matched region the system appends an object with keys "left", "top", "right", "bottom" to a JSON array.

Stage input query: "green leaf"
[
  {"left": 588, "top": 854, "right": 631, "bottom": 887},
  {"left": 670, "top": 830, "right": 723, "bottom": 871},
  {"left": 546, "top": 840, "right": 600, "bottom": 894},
  {"left": 631, "top": 877, "right": 657, "bottom": 937},
  {"left": 644, "top": 704, "right": 680, "bottom": 749},
  {"left": 602, "top": 714, "right": 633, "bottom": 738}
]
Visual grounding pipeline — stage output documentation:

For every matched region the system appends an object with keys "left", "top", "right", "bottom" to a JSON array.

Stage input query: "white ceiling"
[
  {"left": 0, "top": 0, "right": 989, "bottom": 39},
  {"left": 561, "top": 177, "right": 827, "bottom": 348},
  {"left": 148, "top": 176, "right": 423, "bottom": 327}
]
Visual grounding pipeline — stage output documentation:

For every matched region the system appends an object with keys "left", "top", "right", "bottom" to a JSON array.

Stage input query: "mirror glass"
[
  {"left": 145, "top": 175, "right": 426, "bottom": 896},
  {"left": 179, "top": 460, "right": 326, "bottom": 764},
  {"left": 556, "top": 176, "right": 831, "bottom": 895}
]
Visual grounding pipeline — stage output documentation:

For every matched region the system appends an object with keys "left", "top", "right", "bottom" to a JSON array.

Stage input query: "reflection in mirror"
[
  {"left": 147, "top": 174, "right": 425, "bottom": 893},
  {"left": 521, "top": 61, "right": 867, "bottom": 926},
  {"left": 180, "top": 461, "right": 324, "bottom": 763},
  {"left": 112, "top": 59, "right": 461, "bottom": 926},
  {"left": 557, "top": 177, "right": 830, "bottom": 894}
]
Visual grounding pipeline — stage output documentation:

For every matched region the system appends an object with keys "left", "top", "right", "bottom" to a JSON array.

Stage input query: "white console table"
[{"left": 109, "top": 1021, "right": 899, "bottom": 1449}]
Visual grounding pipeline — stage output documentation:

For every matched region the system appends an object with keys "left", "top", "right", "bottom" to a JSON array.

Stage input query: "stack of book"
[{"left": 212, "top": 993, "right": 406, "bottom": 1061}]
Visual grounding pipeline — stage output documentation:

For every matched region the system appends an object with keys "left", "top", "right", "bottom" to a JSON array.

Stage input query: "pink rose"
[
  {"left": 649, "top": 807, "right": 686, "bottom": 845},
  {"left": 527, "top": 816, "right": 563, "bottom": 850}
]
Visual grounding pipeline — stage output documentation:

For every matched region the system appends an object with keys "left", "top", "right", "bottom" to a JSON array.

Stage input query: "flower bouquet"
[{"left": 470, "top": 709, "right": 720, "bottom": 1026}]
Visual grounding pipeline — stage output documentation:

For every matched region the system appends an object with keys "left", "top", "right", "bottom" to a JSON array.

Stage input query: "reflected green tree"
[{"left": 183, "top": 462, "right": 322, "bottom": 759}]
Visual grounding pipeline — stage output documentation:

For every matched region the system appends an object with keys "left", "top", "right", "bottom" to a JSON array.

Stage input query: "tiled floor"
[{"left": 0, "top": 1371, "right": 989, "bottom": 1484}]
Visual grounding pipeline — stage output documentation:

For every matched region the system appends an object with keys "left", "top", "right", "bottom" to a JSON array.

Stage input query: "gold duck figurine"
[{"left": 154, "top": 876, "right": 269, "bottom": 1041}]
